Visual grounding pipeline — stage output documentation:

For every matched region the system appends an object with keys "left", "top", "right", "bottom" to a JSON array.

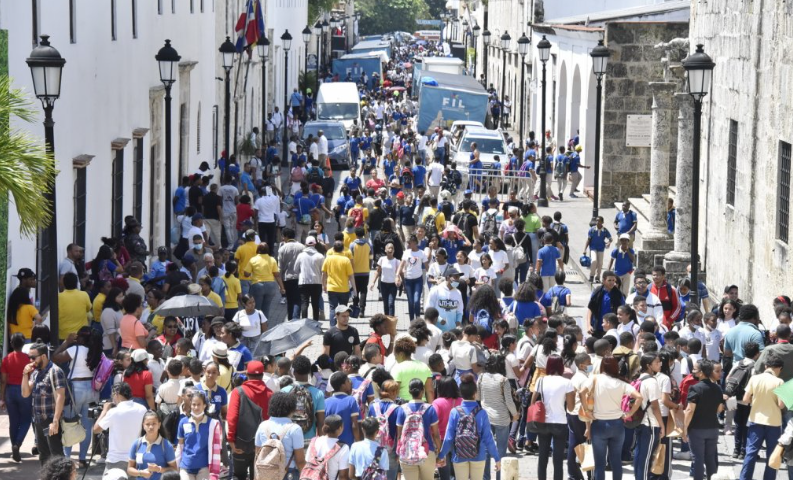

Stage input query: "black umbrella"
[{"left": 253, "top": 318, "right": 324, "bottom": 357}]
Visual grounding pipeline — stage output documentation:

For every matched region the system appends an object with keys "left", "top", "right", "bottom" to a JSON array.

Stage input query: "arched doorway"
[
  {"left": 556, "top": 61, "right": 568, "bottom": 151},
  {"left": 570, "top": 65, "right": 582, "bottom": 148}
]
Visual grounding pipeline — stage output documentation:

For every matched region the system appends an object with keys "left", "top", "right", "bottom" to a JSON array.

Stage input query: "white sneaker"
[
  {"left": 673, "top": 451, "right": 692, "bottom": 460},
  {"left": 280, "top": 297, "right": 286, "bottom": 304}
]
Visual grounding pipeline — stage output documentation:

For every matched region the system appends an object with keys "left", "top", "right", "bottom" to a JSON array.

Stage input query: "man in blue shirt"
[
  {"left": 173, "top": 176, "right": 190, "bottom": 216},
  {"left": 723, "top": 304, "right": 765, "bottom": 362},
  {"left": 608, "top": 234, "right": 636, "bottom": 298},
  {"left": 584, "top": 216, "right": 612, "bottom": 284},
  {"left": 587, "top": 271, "right": 624, "bottom": 336},
  {"left": 536, "top": 233, "right": 563, "bottom": 291},
  {"left": 290, "top": 88, "right": 303, "bottom": 119},
  {"left": 554, "top": 147, "right": 569, "bottom": 201},
  {"left": 568, "top": 144, "right": 589, "bottom": 197},
  {"left": 281, "top": 355, "right": 326, "bottom": 443},
  {"left": 350, "top": 134, "right": 361, "bottom": 169},
  {"left": 324, "top": 372, "right": 362, "bottom": 446},
  {"left": 145, "top": 246, "right": 170, "bottom": 286},
  {"left": 614, "top": 201, "right": 638, "bottom": 247}
]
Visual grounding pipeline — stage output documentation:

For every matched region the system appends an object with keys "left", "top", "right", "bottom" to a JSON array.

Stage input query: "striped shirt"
[{"left": 477, "top": 372, "right": 518, "bottom": 426}]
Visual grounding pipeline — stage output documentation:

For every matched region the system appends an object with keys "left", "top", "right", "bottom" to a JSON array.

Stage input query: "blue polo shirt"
[
  {"left": 588, "top": 227, "right": 612, "bottom": 252},
  {"left": 177, "top": 416, "right": 211, "bottom": 471},
  {"left": 195, "top": 383, "right": 227, "bottom": 418},
  {"left": 544, "top": 155, "right": 554, "bottom": 173},
  {"left": 541, "top": 285, "right": 571, "bottom": 308},
  {"left": 412, "top": 165, "right": 426, "bottom": 186},
  {"left": 229, "top": 343, "right": 252, "bottom": 371},
  {"left": 345, "top": 176, "right": 362, "bottom": 193},
  {"left": 369, "top": 400, "right": 399, "bottom": 442},
  {"left": 129, "top": 436, "right": 176, "bottom": 480},
  {"left": 394, "top": 401, "right": 439, "bottom": 451},
  {"left": 349, "top": 374, "right": 375, "bottom": 400},
  {"left": 514, "top": 301, "right": 543, "bottom": 326},
  {"left": 610, "top": 248, "right": 635, "bottom": 276},
  {"left": 173, "top": 187, "right": 188, "bottom": 215},
  {"left": 336, "top": 194, "right": 352, "bottom": 211},
  {"left": 440, "top": 238, "right": 464, "bottom": 263},
  {"left": 384, "top": 158, "right": 397, "bottom": 178},
  {"left": 537, "top": 245, "right": 560, "bottom": 277},
  {"left": 724, "top": 322, "right": 765, "bottom": 361},
  {"left": 438, "top": 401, "right": 499, "bottom": 463},
  {"left": 615, "top": 211, "right": 638, "bottom": 234},
  {"left": 325, "top": 393, "right": 361, "bottom": 446},
  {"left": 569, "top": 154, "right": 581, "bottom": 173}
]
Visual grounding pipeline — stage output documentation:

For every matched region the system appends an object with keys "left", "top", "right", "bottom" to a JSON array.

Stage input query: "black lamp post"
[
  {"left": 472, "top": 24, "right": 480, "bottom": 79},
  {"left": 682, "top": 43, "right": 715, "bottom": 306},
  {"left": 537, "top": 35, "right": 551, "bottom": 207},
  {"left": 281, "top": 30, "right": 292, "bottom": 168},
  {"left": 517, "top": 33, "right": 529, "bottom": 146},
  {"left": 26, "top": 35, "right": 65, "bottom": 341},
  {"left": 482, "top": 29, "right": 491, "bottom": 87},
  {"left": 462, "top": 20, "right": 469, "bottom": 71},
  {"left": 321, "top": 19, "right": 329, "bottom": 73},
  {"left": 155, "top": 39, "right": 180, "bottom": 260},
  {"left": 330, "top": 17, "right": 338, "bottom": 62},
  {"left": 219, "top": 36, "right": 235, "bottom": 161},
  {"left": 257, "top": 37, "right": 270, "bottom": 139},
  {"left": 313, "top": 21, "right": 322, "bottom": 91},
  {"left": 499, "top": 31, "right": 511, "bottom": 129},
  {"left": 302, "top": 25, "right": 311, "bottom": 94},
  {"left": 589, "top": 39, "right": 610, "bottom": 225}
]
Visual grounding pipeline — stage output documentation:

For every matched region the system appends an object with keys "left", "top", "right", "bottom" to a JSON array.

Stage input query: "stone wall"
[{"left": 599, "top": 21, "right": 689, "bottom": 207}]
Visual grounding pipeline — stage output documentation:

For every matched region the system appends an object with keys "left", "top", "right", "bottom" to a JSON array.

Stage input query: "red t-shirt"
[
  {"left": 124, "top": 370, "right": 153, "bottom": 399},
  {"left": 483, "top": 333, "right": 500, "bottom": 351},
  {"left": 366, "top": 334, "right": 386, "bottom": 361},
  {"left": 236, "top": 204, "right": 254, "bottom": 230},
  {"left": 1, "top": 351, "right": 30, "bottom": 385}
]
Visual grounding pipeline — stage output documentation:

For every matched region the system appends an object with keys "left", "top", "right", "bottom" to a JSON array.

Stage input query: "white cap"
[{"left": 306, "top": 236, "right": 317, "bottom": 246}]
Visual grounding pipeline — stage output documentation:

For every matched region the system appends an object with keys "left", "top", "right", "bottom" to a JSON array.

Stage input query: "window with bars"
[
  {"left": 74, "top": 168, "right": 86, "bottom": 246},
  {"left": 69, "top": 0, "right": 77, "bottom": 43},
  {"left": 133, "top": 138, "right": 144, "bottom": 222},
  {"left": 132, "top": 0, "right": 138, "bottom": 39},
  {"left": 727, "top": 120, "right": 738, "bottom": 206},
  {"left": 778, "top": 141, "right": 792, "bottom": 243},
  {"left": 111, "top": 0, "right": 117, "bottom": 40},
  {"left": 112, "top": 149, "right": 124, "bottom": 238}
]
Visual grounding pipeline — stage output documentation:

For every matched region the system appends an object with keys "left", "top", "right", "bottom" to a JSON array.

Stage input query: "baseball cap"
[
  {"left": 396, "top": 191, "right": 405, "bottom": 199},
  {"left": 210, "top": 316, "right": 226, "bottom": 327},
  {"left": 335, "top": 305, "right": 352, "bottom": 315},
  {"left": 247, "top": 360, "right": 265, "bottom": 375},
  {"left": 464, "top": 189, "right": 473, "bottom": 196},
  {"left": 131, "top": 349, "right": 149, "bottom": 363},
  {"left": 15, "top": 268, "right": 36, "bottom": 280},
  {"left": 445, "top": 266, "right": 461, "bottom": 277},
  {"left": 575, "top": 145, "right": 583, "bottom": 152},
  {"left": 157, "top": 246, "right": 168, "bottom": 255},
  {"left": 182, "top": 254, "right": 196, "bottom": 265},
  {"left": 191, "top": 213, "right": 204, "bottom": 222},
  {"left": 305, "top": 236, "right": 317, "bottom": 246},
  {"left": 619, "top": 234, "right": 631, "bottom": 240},
  {"left": 724, "top": 284, "right": 738, "bottom": 293}
]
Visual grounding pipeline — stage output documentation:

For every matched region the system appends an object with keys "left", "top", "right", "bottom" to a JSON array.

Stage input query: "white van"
[{"left": 316, "top": 82, "right": 361, "bottom": 133}]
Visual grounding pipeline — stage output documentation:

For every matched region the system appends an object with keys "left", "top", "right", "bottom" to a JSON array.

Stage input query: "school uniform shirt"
[
  {"left": 704, "top": 326, "right": 722, "bottom": 361},
  {"left": 325, "top": 393, "right": 361, "bottom": 446},
  {"left": 616, "top": 320, "right": 640, "bottom": 339},
  {"left": 615, "top": 210, "right": 638, "bottom": 235},
  {"left": 196, "top": 382, "right": 228, "bottom": 418},
  {"left": 537, "top": 245, "right": 560, "bottom": 276},
  {"left": 128, "top": 436, "right": 176, "bottom": 480},
  {"left": 349, "top": 438, "right": 390, "bottom": 476},
  {"left": 638, "top": 374, "right": 661, "bottom": 428},
  {"left": 97, "top": 400, "right": 148, "bottom": 463},
  {"left": 255, "top": 418, "right": 304, "bottom": 469},
  {"left": 177, "top": 415, "right": 212, "bottom": 471},
  {"left": 537, "top": 375, "right": 574, "bottom": 424},
  {"left": 438, "top": 400, "right": 500, "bottom": 463},
  {"left": 311, "top": 436, "right": 350, "bottom": 480},
  {"left": 679, "top": 326, "right": 707, "bottom": 354},
  {"left": 395, "top": 401, "right": 439, "bottom": 451},
  {"left": 604, "top": 328, "right": 621, "bottom": 347},
  {"left": 610, "top": 247, "right": 635, "bottom": 276}
]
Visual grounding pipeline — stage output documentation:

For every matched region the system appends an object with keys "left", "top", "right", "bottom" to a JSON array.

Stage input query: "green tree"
[
  {"left": 357, "top": 0, "right": 429, "bottom": 36},
  {"left": 308, "top": 0, "right": 336, "bottom": 22},
  {"left": 423, "top": 0, "right": 446, "bottom": 19},
  {"left": 0, "top": 77, "right": 56, "bottom": 237}
]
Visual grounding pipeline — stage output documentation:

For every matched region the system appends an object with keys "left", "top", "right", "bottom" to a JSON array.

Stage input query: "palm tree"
[{"left": 0, "top": 76, "right": 56, "bottom": 237}]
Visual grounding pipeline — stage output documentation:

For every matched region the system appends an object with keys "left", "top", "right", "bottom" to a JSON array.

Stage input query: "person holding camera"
[
  {"left": 93, "top": 382, "right": 147, "bottom": 474},
  {"left": 21, "top": 342, "right": 67, "bottom": 465}
]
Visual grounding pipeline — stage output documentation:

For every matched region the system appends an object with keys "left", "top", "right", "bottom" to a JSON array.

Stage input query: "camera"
[{"left": 87, "top": 400, "right": 112, "bottom": 419}]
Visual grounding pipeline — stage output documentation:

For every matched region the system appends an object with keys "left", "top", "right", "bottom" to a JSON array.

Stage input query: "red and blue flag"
[{"left": 235, "top": 0, "right": 265, "bottom": 53}]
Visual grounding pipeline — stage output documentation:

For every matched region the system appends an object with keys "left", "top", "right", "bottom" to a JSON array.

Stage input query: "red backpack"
[
  {"left": 679, "top": 374, "right": 698, "bottom": 407},
  {"left": 350, "top": 207, "right": 365, "bottom": 228}
]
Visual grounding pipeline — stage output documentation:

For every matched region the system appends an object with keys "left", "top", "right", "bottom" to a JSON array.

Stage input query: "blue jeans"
[
  {"left": 249, "top": 282, "right": 266, "bottom": 314},
  {"left": 240, "top": 279, "right": 251, "bottom": 296},
  {"left": 567, "top": 413, "right": 587, "bottom": 480},
  {"left": 632, "top": 425, "right": 660, "bottom": 480},
  {"left": 622, "top": 426, "right": 635, "bottom": 460},
  {"left": 381, "top": 282, "right": 397, "bottom": 316},
  {"left": 5, "top": 384, "right": 32, "bottom": 446},
  {"left": 260, "top": 282, "right": 280, "bottom": 328},
  {"left": 537, "top": 423, "right": 567, "bottom": 480},
  {"left": 515, "top": 261, "right": 529, "bottom": 284},
  {"left": 327, "top": 291, "right": 350, "bottom": 327},
  {"left": 403, "top": 277, "right": 423, "bottom": 320},
  {"left": 63, "top": 380, "right": 99, "bottom": 460},
  {"left": 484, "top": 424, "right": 511, "bottom": 480},
  {"left": 592, "top": 418, "right": 625, "bottom": 480},
  {"left": 689, "top": 428, "right": 719, "bottom": 480},
  {"left": 740, "top": 423, "right": 782, "bottom": 480}
]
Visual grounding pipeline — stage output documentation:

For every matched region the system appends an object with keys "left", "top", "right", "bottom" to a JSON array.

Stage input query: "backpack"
[
  {"left": 235, "top": 387, "right": 263, "bottom": 455},
  {"left": 621, "top": 375, "right": 652, "bottom": 429},
  {"left": 300, "top": 436, "right": 342, "bottom": 480},
  {"left": 98, "top": 260, "right": 114, "bottom": 282},
  {"left": 350, "top": 207, "right": 365, "bottom": 228},
  {"left": 455, "top": 213, "right": 471, "bottom": 239},
  {"left": 473, "top": 309, "right": 494, "bottom": 335},
  {"left": 511, "top": 234, "right": 528, "bottom": 265},
  {"left": 724, "top": 361, "right": 754, "bottom": 398},
  {"left": 400, "top": 166, "right": 414, "bottom": 185},
  {"left": 453, "top": 405, "right": 481, "bottom": 460},
  {"left": 352, "top": 378, "right": 372, "bottom": 421},
  {"left": 395, "top": 403, "right": 430, "bottom": 465},
  {"left": 360, "top": 446, "right": 388, "bottom": 480},
  {"left": 373, "top": 401, "right": 399, "bottom": 448},
  {"left": 254, "top": 423, "right": 295, "bottom": 480},
  {"left": 481, "top": 211, "right": 498, "bottom": 240},
  {"left": 291, "top": 166, "right": 305, "bottom": 183},
  {"left": 615, "top": 351, "right": 637, "bottom": 382},
  {"left": 92, "top": 353, "right": 114, "bottom": 392},
  {"left": 551, "top": 222, "right": 569, "bottom": 246},
  {"left": 549, "top": 286, "right": 566, "bottom": 315},
  {"left": 553, "top": 158, "right": 566, "bottom": 179},
  {"left": 306, "top": 166, "right": 323, "bottom": 184},
  {"left": 679, "top": 374, "right": 698, "bottom": 407},
  {"left": 423, "top": 212, "right": 439, "bottom": 238},
  {"left": 291, "top": 384, "right": 315, "bottom": 434}
]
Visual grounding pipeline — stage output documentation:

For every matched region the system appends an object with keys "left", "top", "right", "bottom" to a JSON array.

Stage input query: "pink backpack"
[
  {"left": 395, "top": 403, "right": 430, "bottom": 465},
  {"left": 373, "top": 401, "right": 399, "bottom": 449},
  {"left": 92, "top": 354, "right": 114, "bottom": 392},
  {"left": 352, "top": 379, "right": 372, "bottom": 420},
  {"left": 299, "top": 437, "right": 342, "bottom": 480}
]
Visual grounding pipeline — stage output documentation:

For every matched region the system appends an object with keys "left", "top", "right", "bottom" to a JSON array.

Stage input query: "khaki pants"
[
  {"left": 222, "top": 212, "right": 237, "bottom": 246},
  {"left": 204, "top": 218, "right": 222, "bottom": 247},
  {"left": 428, "top": 185, "right": 440, "bottom": 197},
  {"left": 545, "top": 173, "right": 555, "bottom": 197},
  {"left": 401, "top": 225, "right": 415, "bottom": 243},
  {"left": 542, "top": 275, "right": 555, "bottom": 292},
  {"left": 401, "top": 451, "right": 437, "bottom": 480},
  {"left": 590, "top": 250, "right": 605, "bottom": 280},
  {"left": 519, "top": 176, "right": 536, "bottom": 200},
  {"left": 569, "top": 171, "right": 583, "bottom": 194},
  {"left": 454, "top": 460, "right": 487, "bottom": 480},
  {"left": 556, "top": 176, "right": 568, "bottom": 198},
  {"left": 619, "top": 273, "right": 632, "bottom": 297},
  {"left": 179, "top": 468, "right": 209, "bottom": 480}
]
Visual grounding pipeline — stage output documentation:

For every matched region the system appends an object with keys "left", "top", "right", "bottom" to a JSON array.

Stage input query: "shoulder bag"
[
  {"left": 526, "top": 377, "right": 547, "bottom": 434},
  {"left": 50, "top": 366, "right": 86, "bottom": 447}
]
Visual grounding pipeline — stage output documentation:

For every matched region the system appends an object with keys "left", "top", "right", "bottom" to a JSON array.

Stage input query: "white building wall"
[{"left": 543, "top": 0, "right": 669, "bottom": 21}]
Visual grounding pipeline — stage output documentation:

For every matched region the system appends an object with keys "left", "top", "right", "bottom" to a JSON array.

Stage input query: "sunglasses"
[{"left": 29, "top": 355, "right": 39, "bottom": 361}]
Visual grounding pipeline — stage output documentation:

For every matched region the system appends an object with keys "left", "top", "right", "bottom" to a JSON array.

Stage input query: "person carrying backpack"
[
  {"left": 349, "top": 417, "right": 390, "bottom": 480},
  {"left": 227, "top": 360, "right": 273, "bottom": 480},
  {"left": 438, "top": 373, "right": 500, "bottom": 480},
  {"left": 725, "top": 341, "right": 759, "bottom": 461},
  {"left": 300, "top": 415, "right": 350, "bottom": 480},
  {"left": 368, "top": 380, "right": 401, "bottom": 480},
  {"left": 254, "top": 392, "right": 306, "bottom": 480},
  {"left": 631, "top": 353, "right": 665, "bottom": 480},
  {"left": 281, "top": 355, "right": 326, "bottom": 445},
  {"left": 395, "top": 379, "right": 442, "bottom": 480}
]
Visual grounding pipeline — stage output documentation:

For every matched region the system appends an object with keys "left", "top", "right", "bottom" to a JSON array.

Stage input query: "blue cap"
[
  {"left": 191, "top": 213, "right": 204, "bottom": 222},
  {"left": 464, "top": 189, "right": 473, "bottom": 195}
]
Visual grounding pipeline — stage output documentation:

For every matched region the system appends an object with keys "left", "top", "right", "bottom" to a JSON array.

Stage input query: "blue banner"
[
  {"left": 416, "top": 19, "right": 443, "bottom": 26},
  {"left": 417, "top": 85, "right": 488, "bottom": 132},
  {"left": 332, "top": 56, "right": 382, "bottom": 81}
]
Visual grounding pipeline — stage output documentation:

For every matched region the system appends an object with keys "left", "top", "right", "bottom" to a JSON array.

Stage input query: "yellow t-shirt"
[
  {"left": 58, "top": 289, "right": 92, "bottom": 339},
  {"left": 350, "top": 240, "right": 372, "bottom": 274},
  {"left": 92, "top": 293, "right": 106, "bottom": 324},
  {"left": 151, "top": 315, "right": 166, "bottom": 335},
  {"left": 9, "top": 304, "right": 39, "bottom": 339},
  {"left": 322, "top": 255, "right": 354, "bottom": 293},
  {"left": 328, "top": 249, "right": 353, "bottom": 260},
  {"left": 342, "top": 230, "right": 356, "bottom": 250},
  {"left": 234, "top": 241, "right": 258, "bottom": 276},
  {"left": 422, "top": 208, "right": 446, "bottom": 234},
  {"left": 223, "top": 275, "right": 242, "bottom": 309},
  {"left": 206, "top": 291, "right": 223, "bottom": 308},
  {"left": 746, "top": 371, "right": 784, "bottom": 426},
  {"left": 244, "top": 254, "right": 279, "bottom": 283}
]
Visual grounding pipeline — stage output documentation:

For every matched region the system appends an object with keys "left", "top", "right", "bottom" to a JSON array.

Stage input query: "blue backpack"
[{"left": 473, "top": 309, "right": 494, "bottom": 335}]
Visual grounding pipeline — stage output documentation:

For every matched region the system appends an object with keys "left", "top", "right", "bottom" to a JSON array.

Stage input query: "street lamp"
[
  {"left": 537, "top": 35, "right": 551, "bottom": 207},
  {"left": 155, "top": 39, "right": 180, "bottom": 261},
  {"left": 302, "top": 25, "right": 311, "bottom": 98},
  {"left": 482, "top": 28, "right": 491, "bottom": 86},
  {"left": 462, "top": 20, "right": 469, "bottom": 70},
  {"left": 472, "top": 24, "right": 480, "bottom": 79},
  {"left": 682, "top": 43, "right": 715, "bottom": 306},
  {"left": 314, "top": 21, "right": 322, "bottom": 89},
  {"left": 589, "top": 39, "right": 610, "bottom": 225},
  {"left": 321, "top": 19, "right": 330, "bottom": 72},
  {"left": 257, "top": 37, "right": 270, "bottom": 141},
  {"left": 219, "top": 36, "right": 235, "bottom": 163},
  {"left": 26, "top": 34, "right": 65, "bottom": 342},
  {"left": 281, "top": 30, "right": 292, "bottom": 168},
  {"left": 517, "top": 33, "right": 530, "bottom": 146},
  {"left": 499, "top": 31, "right": 511, "bottom": 129}
]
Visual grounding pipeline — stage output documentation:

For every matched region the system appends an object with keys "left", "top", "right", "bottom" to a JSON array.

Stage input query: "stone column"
[
  {"left": 664, "top": 92, "right": 694, "bottom": 272},
  {"left": 643, "top": 82, "right": 677, "bottom": 241}
]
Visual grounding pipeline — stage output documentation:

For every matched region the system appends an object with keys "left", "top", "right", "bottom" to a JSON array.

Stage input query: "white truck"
[{"left": 316, "top": 82, "right": 361, "bottom": 133}]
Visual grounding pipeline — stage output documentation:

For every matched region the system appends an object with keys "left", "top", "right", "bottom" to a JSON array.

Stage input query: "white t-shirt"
[
  {"left": 401, "top": 250, "right": 427, "bottom": 280},
  {"left": 704, "top": 327, "right": 722, "bottom": 361},
  {"left": 219, "top": 185, "right": 239, "bottom": 216},
  {"left": 450, "top": 340, "right": 477, "bottom": 370},
  {"left": 605, "top": 329, "right": 621, "bottom": 347},
  {"left": 506, "top": 353, "right": 520, "bottom": 380},
  {"left": 656, "top": 372, "right": 672, "bottom": 417},
  {"left": 312, "top": 436, "right": 349, "bottom": 480},
  {"left": 717, "top": 318, "right": 736, "bottom": 335},
  {"left": 377, "top": 257, "right": 400, "bottom": 284},
  {"left": 426, "top": 322, "right": 443, "bottom": 352},
  {"left": 584, "top": 374, "right": 636, "bottom": 420},
  {"left": 538, "top": 375, "right": 574, "bottom": 424},
  {"left": 489, "top": 250, "right": 509, "bottom": 273},
  {"left": 415, "top": 345, "right": 433, "bottom": 365},
  {"left": 97, "top": 400, "right": 147, "bottom": 463},
  {"left": 468, "top": 250, "right": 484, "bottom": 270},
  {"left": 617, "top": 321, "right": 640, "bottom": 338},
  {"left": 427, "top": 262, "right": 452, "bottom": 282},
  {"left": 427, "top": 162, "right": 444, "bottom": 186},
  {"left": 66, "top": 345, "right": 93, "bottom": 378},
  {"left": 530, "top": 344, "right": 553, "bottom": 369},
  {"left": 638, "top": 374, "right": 661, "bottom": 427},
  {"left": 417, "top": 134, "right": 428, "bottom": 151},
  {"left": 568, "top": 370, "right": 590, "bottom": 416},
  {"left": 473, "top": 267, "right": 496, "bottom": 287},
  {"left": 679, "top": 327, "right": 707, "bottom": 354},
  {"left": 254, "top": 195, "right": 280, "bottom": 223},
  {"left": 233, "top": 309, "right": 267, "bottom": 338}
]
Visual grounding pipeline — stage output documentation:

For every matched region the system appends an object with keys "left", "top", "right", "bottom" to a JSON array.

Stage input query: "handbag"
[
  {"left": 49, "top": 368, "right": 86, "bottom": 447},
  {"left": 769, "top": 444, "right": 785, "bottom": 470},
  {"left": 651, "top": 443, "right": 666, "bottom": 475},
  {"left": 526, "top": 377, "right": 547, "bottom": 434},
  {"left": 580, "top": 442, "right": 595, "bottom": 472}
]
